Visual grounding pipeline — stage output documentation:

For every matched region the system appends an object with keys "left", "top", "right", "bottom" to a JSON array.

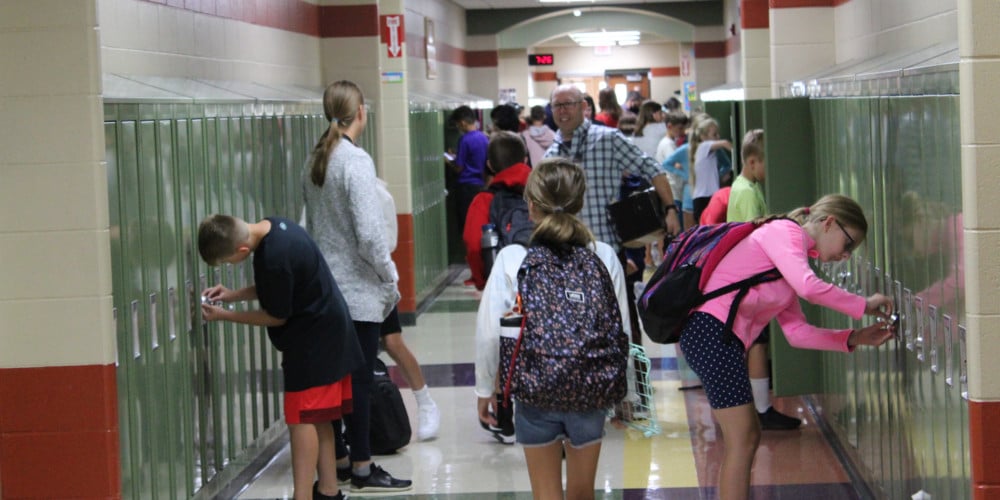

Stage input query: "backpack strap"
[
  {"left": 502, "top": 293, "right": 526, "bottom": 408},
  {"left": 700, "top": 268, "right": 782, "bottom": 338}
]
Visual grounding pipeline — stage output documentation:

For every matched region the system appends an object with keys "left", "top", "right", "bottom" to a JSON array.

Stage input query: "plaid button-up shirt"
[{"left": 544, "top": 119, "right": 665, "bottom": 249}]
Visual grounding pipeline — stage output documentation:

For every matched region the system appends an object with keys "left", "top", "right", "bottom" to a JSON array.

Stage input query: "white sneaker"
[{"left": 417, "top": 402, "right": 440, "bottom": 441}]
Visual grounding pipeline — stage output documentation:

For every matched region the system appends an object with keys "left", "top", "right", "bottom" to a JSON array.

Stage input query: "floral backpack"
[{"left": 502, "top": 245, "right": 628, "bottom": 412}]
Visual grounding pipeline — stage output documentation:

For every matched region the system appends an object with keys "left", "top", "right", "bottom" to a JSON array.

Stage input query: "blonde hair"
[
  {"left": 524, "top": 158, "right": 594, "bottom": 249},
  {"left": 197, "top": 214, "right": 248, "bottom": 265},
  {"left": 741, "top": 129, "right": 764, "bottom": 163},
  {"left": 310, "top": 81, "right": 364, "bottom": 186},
  {"left": 633, "top": 100, "right": 663, "bottom": 137},
  {"left": 688, "top": 117, "right": 718, "bottom": 192},
  {"left": 784, "top": 194, "right": 869, "bottom": 245}
]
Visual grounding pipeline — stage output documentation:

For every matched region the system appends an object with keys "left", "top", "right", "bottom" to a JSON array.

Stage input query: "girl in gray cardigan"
[{"left": 303, "top": 80, "right": 411, "bottom": 496}]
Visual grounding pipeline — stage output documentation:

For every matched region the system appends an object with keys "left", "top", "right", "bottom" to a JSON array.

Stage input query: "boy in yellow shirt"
[{"left": 726, "top": 129, "right": 801, "bottom": 430}]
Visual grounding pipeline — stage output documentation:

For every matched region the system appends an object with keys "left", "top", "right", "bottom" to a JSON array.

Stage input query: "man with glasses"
[{"left": 544, "top": 84, "right": 681, "bottom": 339}]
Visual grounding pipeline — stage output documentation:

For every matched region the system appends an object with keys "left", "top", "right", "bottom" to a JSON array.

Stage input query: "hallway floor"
[{"left": 235, "top": 273, "right": 864, "bottom": 499}]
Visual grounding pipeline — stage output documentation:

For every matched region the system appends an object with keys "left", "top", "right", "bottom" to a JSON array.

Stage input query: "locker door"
[
  {"left": 759, "top": 97, "right": 822, "bottom": 396},
  {"left": 137, "top": 116, "right": 172, "bottom": 500},
  {"left": 115, "top": 115, "right": 156, "bottom": 500},
  {"left": 106, "top": 116, "right": 138, "bottom": 500},
  {"left": 172, "top": 116, "right": 198, "bottom": 496}
]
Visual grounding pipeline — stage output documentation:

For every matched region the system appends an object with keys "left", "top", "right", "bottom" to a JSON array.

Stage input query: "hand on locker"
[
  {"left": 847, "top": 322, "right": 895, "bottom": 348},
  {"left": 863, "top": 293, "right": 893, "bottom": 321}
]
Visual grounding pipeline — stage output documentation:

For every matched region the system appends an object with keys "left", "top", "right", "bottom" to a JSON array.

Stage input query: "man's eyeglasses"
[
  {"left": 834, "top": 219, "right": 856, "bottom": 253},
  {"left": 552, "top": 100, "right": 581, "bottom": 110}
]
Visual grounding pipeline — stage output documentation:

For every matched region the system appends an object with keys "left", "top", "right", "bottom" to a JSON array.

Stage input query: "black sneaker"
[
  {"left": 312, "top": 480, "right": 345, "bottom": 500},
  {"left": 758, "top": 407, "right": 802, "bottom": 430},
  {"left": 351, "top": 463, "right": 413, "bottom": 494},
  {"left": 479, "top": 416, "right": 515, "bottom": 445},
  {"left": 336, "top": 467, "right": 351, "bottom": 485}
]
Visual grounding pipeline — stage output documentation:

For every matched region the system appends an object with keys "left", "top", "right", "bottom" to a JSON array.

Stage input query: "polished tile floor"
[{"left": 236, "top": 272, "right": 864, "bottom": 499}]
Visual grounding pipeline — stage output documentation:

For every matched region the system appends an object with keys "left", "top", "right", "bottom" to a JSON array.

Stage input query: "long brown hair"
[
  {"left": 597, "top": 87, "right": 622, "bottom": 122},
  {"left": 524, "top": 158, "right": 594, "bottom": 250},
  {"left": 633, "top": 100, "right": 662, "bottom": 137},
  {"left": 310, "top": 81, "right": 364, "bottom": 186}
]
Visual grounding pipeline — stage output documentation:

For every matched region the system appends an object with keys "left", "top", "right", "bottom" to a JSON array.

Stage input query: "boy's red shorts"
[{"left": 283, "top": 375, "right": 353, "bottom": 425}]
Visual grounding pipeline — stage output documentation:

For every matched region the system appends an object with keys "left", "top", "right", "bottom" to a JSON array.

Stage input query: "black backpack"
[
  {"left": 368, "top": 357, "right": 412, "bottom": 454},
  {"left": 488, "top": 185, "right": 534, "bottom": 248}
]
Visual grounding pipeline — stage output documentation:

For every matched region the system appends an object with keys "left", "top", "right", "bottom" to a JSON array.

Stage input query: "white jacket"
[{"left": 473, "top": 241, "right": 632, "bottom": 398}]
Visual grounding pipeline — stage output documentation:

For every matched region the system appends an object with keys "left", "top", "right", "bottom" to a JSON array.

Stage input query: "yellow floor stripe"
[{"left": 621, "top": 379, "right": 701, "bottom": 489}]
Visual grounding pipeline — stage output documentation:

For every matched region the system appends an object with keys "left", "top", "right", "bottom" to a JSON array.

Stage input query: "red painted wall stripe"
[
  {"left": 142, "top": 0, "right": 324, "bottom": 37},
  {"left": 741, "top": 0, "right": 770, "bottom": 28},
  {"left": 532, "top": 71, "right": 559, "bottom": 82},
  {"left": 970, "top": 400, "right": 1000, "bottom": 490},
  {"left": 467, "top": 50, "right": 499, "bottom": 67},
  {"left": 392, "top": 214, "right": 415, "bottom": 313},
  {"left": 320, "top": 5, "right": 378, "bottom": 38},
  {"left": 694, "top": 41, "right": 727, "bottom": 58},
  {"left": 651, "top": 66, "right": 681, "bottom": 77},
  {"left": 0, "top": 364, "right": 120, "bottom": 498}
]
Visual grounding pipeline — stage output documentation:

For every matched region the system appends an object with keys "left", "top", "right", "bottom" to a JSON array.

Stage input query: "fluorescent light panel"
[{"left": 569, "top": 30, "right": 640, "bottom": 47}]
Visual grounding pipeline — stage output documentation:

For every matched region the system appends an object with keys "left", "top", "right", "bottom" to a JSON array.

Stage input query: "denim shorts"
[{"left": 514, "top": 402, "right": 606, "bottom": 448}]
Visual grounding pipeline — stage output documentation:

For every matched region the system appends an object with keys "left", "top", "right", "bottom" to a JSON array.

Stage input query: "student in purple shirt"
[{"left": 447, "top": 105, "right": 490, "bottom": 283}]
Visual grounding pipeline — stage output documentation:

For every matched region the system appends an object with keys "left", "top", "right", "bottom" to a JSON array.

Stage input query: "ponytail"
[
  {"left": 310, "top": 126, "right": 343, "bottom": 186},
  {"left": 309, "top": 81, "right": 364, "bottom": 187},
  {"left": 524, "top": 159, "right": 594, "bottom": 250}
]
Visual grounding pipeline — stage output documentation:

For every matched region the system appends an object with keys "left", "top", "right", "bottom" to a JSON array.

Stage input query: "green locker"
[{"left": 757, "top": 97, "right": 822, "bottom": 397}]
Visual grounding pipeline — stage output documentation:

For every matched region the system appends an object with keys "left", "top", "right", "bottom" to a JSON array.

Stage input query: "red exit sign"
[{"left": 528, "top": 54, "right": 554, "bottom": 66}]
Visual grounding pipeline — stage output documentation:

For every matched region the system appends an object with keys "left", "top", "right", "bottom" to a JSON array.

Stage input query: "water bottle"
[{"left": 480, "top": 223, "right": 500, "bottom": 278}]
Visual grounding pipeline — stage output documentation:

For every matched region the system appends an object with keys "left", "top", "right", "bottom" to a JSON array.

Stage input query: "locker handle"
[
  {"left": 959, "top": 324, "right": 968, "bottom": 400},
  {"left": 149, "top": 293, "right": 160, "bottom": 350},
  {"left": 928, "top": 305, "right": 938, "bottom": 373},
  {"left": 130, "top": 300, "right": 141, "bottom": 359},
  {"left": 113, "top": 306, "right": 120, "bottom": 366},
  {"left": 914, "top": 296, "right": 925, "bottom": 361},
  {"left": 943, "top": 314, "right": 953, "bottom": 386},
  {"left": 186, "top": 279, "right": 194, "bottom": 333},
  {"left": 168, "top": 287, "right": 178, "bottom": 342}
]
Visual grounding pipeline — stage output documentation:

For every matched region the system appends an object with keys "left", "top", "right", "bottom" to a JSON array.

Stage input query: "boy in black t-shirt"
[{"left": 198, "top": 214, "right": 362, "bottom": 500}]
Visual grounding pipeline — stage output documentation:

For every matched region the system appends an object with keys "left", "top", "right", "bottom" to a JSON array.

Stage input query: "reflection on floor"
[{"left": 236, "top": 274, "right": 863, "bottom": 499}]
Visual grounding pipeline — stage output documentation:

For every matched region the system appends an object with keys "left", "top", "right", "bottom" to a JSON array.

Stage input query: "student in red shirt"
[
  {"left": 699, "top": 186, "right": 731, "bottom": 225},
  {"left": 463, "top": 132, "right": 533, "bottom": 289}
]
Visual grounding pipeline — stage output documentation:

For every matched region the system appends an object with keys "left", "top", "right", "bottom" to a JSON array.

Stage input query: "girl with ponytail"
[
  {"left": 677, "top": 193, "right": 895, "bottom": 500},
  {"left": 303, "top": 81, "right": 412, "bottom": 495},
  {"left": 474, "top": 158, "right": 632, "bottom": 500}
]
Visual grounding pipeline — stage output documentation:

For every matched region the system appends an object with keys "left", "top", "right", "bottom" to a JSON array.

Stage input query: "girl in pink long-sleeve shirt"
[{"left": 678, "top": 194, "right": 896, "bottom": 500}]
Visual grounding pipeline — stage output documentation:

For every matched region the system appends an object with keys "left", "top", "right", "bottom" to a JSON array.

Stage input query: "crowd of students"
[{"left": 195, "top": 80, "right": 896, "bottom": 500}]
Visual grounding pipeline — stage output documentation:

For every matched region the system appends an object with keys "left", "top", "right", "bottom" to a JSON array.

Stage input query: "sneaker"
[
  {"left": 351, "top": 464, "right": 412, "bottom": 494},
  {"left": 479, "top": 416, "right": 515, "bottom": 445},
  {"left": 336, "top": 467, "right": 351, "bottom": 485},
  {"left": 417, "top": 403, "right": 440, "bottom": 441},
  {"left": 463, "top": 278, "right": 476, "bottom": 287},
  {"left": 313, "top": 480, "right": 345, "bottom": 500},
  {"left": 758, "top": 407, "right": 802, "bottom": 430}
]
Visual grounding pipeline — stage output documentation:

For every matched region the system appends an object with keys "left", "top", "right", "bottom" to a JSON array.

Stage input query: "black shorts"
[
  {"left": 379, "top": 306, "right": 401, "bottom": 337},
  {"left": 679, "top": 312, "right": 753, "bottom": 410}
]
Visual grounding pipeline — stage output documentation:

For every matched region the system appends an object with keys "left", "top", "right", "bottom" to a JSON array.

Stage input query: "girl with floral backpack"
[{"left": 474, "top": 158, "right": 631, "bottom": 500}]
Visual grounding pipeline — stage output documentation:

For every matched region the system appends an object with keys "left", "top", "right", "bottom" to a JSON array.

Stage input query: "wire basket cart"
[{"left": 611, "top": 343, "right": 661, "bottom": 438}]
